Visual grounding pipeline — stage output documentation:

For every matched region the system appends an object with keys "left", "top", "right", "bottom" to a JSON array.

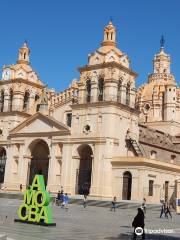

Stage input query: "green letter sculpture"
[{"left": 15, "top": 175, "right": 56, "bottom": 226}]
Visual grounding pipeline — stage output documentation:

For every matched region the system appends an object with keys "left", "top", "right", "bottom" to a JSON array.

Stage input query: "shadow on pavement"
[{"left": 105, "top": 233, "right": 180, "bottom": 240}]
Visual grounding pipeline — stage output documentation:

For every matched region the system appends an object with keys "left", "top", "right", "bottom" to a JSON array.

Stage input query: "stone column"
[
  {"left": 100, "top": 157, "right": 113, "bottom": 198},
  {"left": 130, "top": 88, "right": 136, "bottom": 108},
  {"left": 90, "top": 144, "right": 102, "bottom": 197},
  {"left": 28, "top": 93, "right": 35, "bottom": 113},
  {"left": 121, "top": 85, "right": 127, "bottom": 105},
  {"left": 46, "top": 143, "right": 60, "bottom": 192},
  {"left": 78, "top": 83, "right": 86, "bottom": 104},
  {"left": 61, "top": 144, "right": 72, "bottom": 194},
  {"left": 131, "top": 176, "right": 139, "bottom": 201},
  {"left": 104, "top": 79, "right": 118, "bottom": 101},
  {"left": 22, "top": 155, "right": 32, "bottom": 188},
  {"left": 91, "top": 80, "right": 98, "bottom": 102},
  {"left": 12, "top": 91, "right": 24, "bottom": 111},
  {"left": 3, "top": 90, "right": 10, "bottom": 112},
  {"left": 2, "top": 145, "right": 13, "bottom": 189}
]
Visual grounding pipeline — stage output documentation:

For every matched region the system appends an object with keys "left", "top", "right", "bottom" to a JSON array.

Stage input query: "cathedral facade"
[{"left": 0, "top": 22, "right": 180, "bottom": 204}]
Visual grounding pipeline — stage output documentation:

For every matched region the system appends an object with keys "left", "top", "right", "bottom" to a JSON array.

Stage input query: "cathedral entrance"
[
  {"left": 122, "top": 171, "right": 132, "bottom": 200},
  {"left": 29, "top": 140, "right": 49, "bottom": 186},
  {"left": 0, "top": 147, "right": 6, "bottom": 184},
  {"left": 76, "top": 144, "right": 93, "bottom": 195}
]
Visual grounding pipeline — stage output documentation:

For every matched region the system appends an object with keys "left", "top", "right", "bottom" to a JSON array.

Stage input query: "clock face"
[
  {"left": 17, "top": 71, "right": 24, "bottom": 78},
  {"left": 28, "top": 73, "right": 34, "bottom": 82},
  {"left": 2, "top": 69, "right": 11, "bottom": 80}
]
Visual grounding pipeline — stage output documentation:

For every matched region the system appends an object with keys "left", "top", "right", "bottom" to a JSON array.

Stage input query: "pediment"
[{"left": 10, "top": 112, "right": 70, "bottom": 136}]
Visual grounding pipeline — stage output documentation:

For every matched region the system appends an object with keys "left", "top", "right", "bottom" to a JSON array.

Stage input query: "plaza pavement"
[{"left": 0, "top": 199, "right": 180, "bottom": 240}]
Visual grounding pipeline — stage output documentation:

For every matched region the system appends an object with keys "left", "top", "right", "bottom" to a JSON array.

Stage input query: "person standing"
[
  {"left": 132, "top": 208, "right": 145, "bottom": 240},
  {"left": 56, "top": 191, "right": 61, "bottom": 206},
  {"left": 111, "top": 196, "right": 117, "bottom": 212},
  {"left": 165, "top": 204, "right": 172, "bottom": 219},
  {"left": 64, "top": 193, "right": 69, "bottom": 210},
  {"left": 141, "top": 198, "right": 146, "bottom": 214},
  {"left": 160, "top": 202, "right": 166, "bottom": 218},
  {"left": 60, "top": 186, "right": 64, "bottom": 194}
]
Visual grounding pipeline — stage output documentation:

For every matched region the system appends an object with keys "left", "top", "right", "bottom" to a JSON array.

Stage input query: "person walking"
[
  {"left": 165, "top": 203, "right": 172, "bottom": 219},
  {"left": 60, "top": 186, "right": 64, "bottom": 194},
  {"left": 141, "top": 198, "right": 146, "bottom": 214},
  {"left": 64, "top": 193, "right": 69, "bottom": 210},
  {"left": 56, "top": 191, "right": 61, "bottom": 206},
  {"left": 111, "top": 196, "right": 117, "bottom": 212},
  {"left": 132, "top": 208, "right": 145, "bottom": 240},
  {"left": 160, "top": 202, "right": 166, "bottom": 218},
  {"left": 83, "top": 194, "right": 87, "bottom": 208}
]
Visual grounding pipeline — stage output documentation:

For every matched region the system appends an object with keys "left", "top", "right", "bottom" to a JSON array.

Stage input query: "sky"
[{"left": 0, "top": 0, "right": 180, "bottom": 92}]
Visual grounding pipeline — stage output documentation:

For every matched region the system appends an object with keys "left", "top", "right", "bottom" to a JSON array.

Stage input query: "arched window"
[
  {"left": 98, "top": 78, "right": 104, "bottom": 101},
  {"left": 117, "top": 80, "right": 122, "bottom": 102},
  {"left": 126, "top": 82, "right": 130, "bottom": 106},
  {"left": 0, "top": 90, "right": 4, "bottom": 112},
  {"left": 86, "top": 79, "right": 91, "bottom": 102},
  {"left": 9, "top": 89, "right": 13, "bottom": 111},
  {"left": 35, "top": 94, "right": 40, "bottom": 102},
  {"left": 23, "top": 91, "right": 30, "bottom": 110}
]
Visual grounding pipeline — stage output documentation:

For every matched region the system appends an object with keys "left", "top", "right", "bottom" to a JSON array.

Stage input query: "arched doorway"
[
  {"left": 0, "top": 147, "right": 6, "bottom": 184},
  {"left": 28, "top": 140, "right": 49, "bottom": 186},
  {"left": 76, "top": 144, "right": 93, "bottom": 195},
  {"left": 122, "top": 171, "right": 132, "bottom": 200}
]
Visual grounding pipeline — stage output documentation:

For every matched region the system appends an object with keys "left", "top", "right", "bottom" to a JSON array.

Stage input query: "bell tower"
[
  {"left": 153, "top": 36, "right": 171, "bottom": 75},
  {"left": 17, "top": 41, "right": 30, "bottom": 65},
  {"left": 101, "top": 21, "right": 116, "bottom": 47}
]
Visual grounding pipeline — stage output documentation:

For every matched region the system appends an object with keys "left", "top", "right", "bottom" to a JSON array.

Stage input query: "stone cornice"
[
  {"left": 71, "top": 101, "right": 139, "bottom": 115},
  {"left": 9, "top": 130, "right": 70, "bottom": 138},
  {"left": 0, "top": 78, "right": 44, "bottom": 89},
  {"left": 111, "top": 156, "right": 180, "bottom": 173},
  {"left": 78, "top": 61, "right": 138, "bottom": 77},
  {"left": 0, "top": 111, "right": 31, "bottom": 117},
  {"left": 51, "top": 136, "right": 118, "bottom": 144}
]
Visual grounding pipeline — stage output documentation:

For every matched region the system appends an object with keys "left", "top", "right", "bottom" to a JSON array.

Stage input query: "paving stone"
[{"left": 0, "top": 198, "right": 179, "bottom": 240}]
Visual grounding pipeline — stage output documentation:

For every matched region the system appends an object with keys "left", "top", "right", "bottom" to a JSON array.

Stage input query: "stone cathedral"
[{"left": 0, "top": 21, "right": 180, "bottom": 204}]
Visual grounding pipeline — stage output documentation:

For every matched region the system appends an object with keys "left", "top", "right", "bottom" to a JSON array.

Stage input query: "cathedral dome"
[{"left": 138, "top": 79, "right": 176, "bottom": 102}]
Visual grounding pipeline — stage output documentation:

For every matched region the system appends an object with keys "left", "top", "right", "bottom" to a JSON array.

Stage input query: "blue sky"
[{"left": 0, "top": 0, "right": 180, "bottom": 92}]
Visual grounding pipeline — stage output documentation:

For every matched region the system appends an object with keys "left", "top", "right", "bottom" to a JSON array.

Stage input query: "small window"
[
  {"left": 149, "top": 180, "right": 154, "bottom": 196},
  {"left": 169, "top": 88, "right": 171, "bottom": 91},
  {"left": 66, "top": 113, "right": 72, "bottom": 127},
  {"left": 171, "top": 155, "right": 176, "bottom": 160},
  {"left": 83, "top": 124, "right": 91, "bottom": 133},
  {"left": 85, "top": 125, "right": 90, "bottom": 131},
  {"left": 150, "top": 150, "right": 157, "bottom": 159}
]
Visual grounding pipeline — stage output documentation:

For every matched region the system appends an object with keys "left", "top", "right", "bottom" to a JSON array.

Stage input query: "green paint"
[{"left": 17, "top": 175, "right": 53, "bottom": 224}]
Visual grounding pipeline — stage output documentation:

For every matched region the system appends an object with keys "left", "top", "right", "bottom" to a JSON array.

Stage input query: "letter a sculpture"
[{"left": 15, "top": 175, "right": 56, "bottom": 226}]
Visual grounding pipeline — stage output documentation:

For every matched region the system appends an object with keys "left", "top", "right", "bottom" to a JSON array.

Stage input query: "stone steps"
[{"left": 0, "top": 192, "right": 161, "bottom": 210}]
